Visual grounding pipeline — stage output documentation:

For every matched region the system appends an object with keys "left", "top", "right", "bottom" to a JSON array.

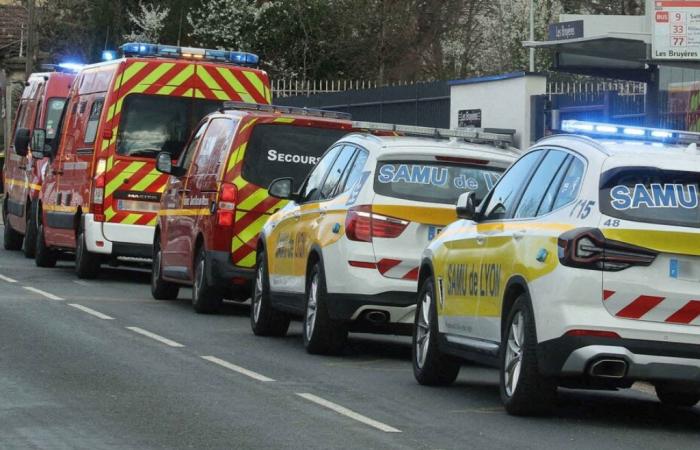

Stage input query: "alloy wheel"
[
  {"left": 252, "top": 264, "right": 263, "bottom": 323},
  {"left": 504, "top": 310, "right": 525, "bottom": 397},
  {"left": 415, "top": 291, "right": 432, "bottom": 369},
  {"left": 305, "top": 274, "right": 318, "bottom": 338}
]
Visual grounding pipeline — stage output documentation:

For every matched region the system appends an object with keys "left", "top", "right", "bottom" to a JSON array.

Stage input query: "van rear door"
[{"left": 599, "top": 161, "right": 700, "bottom": 328}]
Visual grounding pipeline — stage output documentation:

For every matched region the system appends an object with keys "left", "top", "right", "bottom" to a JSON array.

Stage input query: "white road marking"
[
  {"left": 0, "top": 274, "right": 17, "bottom": 283},
  {"left": 22, "top": 286, "right": 64, "bottom": 301},
  {"left": 126, "top": 327, "right": 184, "bottom": 348},
  {"left": 68, "top": 303, "right": 114, "bottom": 320},
  {"left": 296, "top": 393, "right": 401, "bottom": 433},
  {"left": 201, "top": 355, "right": 275, "bottom": 382},
  {"left": 72, "top": 280, "right": 91, "bottom": 287}
]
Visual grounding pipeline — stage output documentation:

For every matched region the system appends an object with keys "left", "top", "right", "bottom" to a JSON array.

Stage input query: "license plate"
[
  {"left": 670, "top": 258, "right": 700, "bottom": 282},
  {"left": 428, "top": 226, "right": 443, "bottom": 241}
]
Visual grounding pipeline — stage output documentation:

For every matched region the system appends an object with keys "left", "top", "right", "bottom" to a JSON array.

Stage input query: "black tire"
[
  {"left": 412, "top": 277, "right": 460, "bottom": 386},
  {"left": 35, "top": 223, "right": 57, "bottom": 268},
  {"left": 303, "top": 262, "right": 347, "bottom": 355},
  {"left": 192, "top": 246, "right": 224, "bottom": 314},
  {"left": 75, "top": 224, "right": 101, "bottom": 279},
  {"left": 22, "top": 199, "right": 38, "bottom": 258},
  {"left": 151, "top": 234, "right": 179, "bottom": 300},
  {"left": 3, "top": 201, "right": 23, "bottom": 251},
  {"left": 499, "top": 294, "right": 557, "bottom": 416},
  {"left": 655, "top": 384, "right": 700, "bottom": 407},
  {"left": 250, "top": 250, "right": 290, "bottom": 336}
]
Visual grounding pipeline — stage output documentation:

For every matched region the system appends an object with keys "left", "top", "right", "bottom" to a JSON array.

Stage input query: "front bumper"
[
  {"left": 205, "top": 250, "right": 254, "bottom": 288},
  {"left": 538, "top": 335, "right": 700, "bottom": 384}
]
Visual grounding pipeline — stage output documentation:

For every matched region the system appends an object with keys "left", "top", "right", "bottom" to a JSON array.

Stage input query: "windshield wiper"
[{"left": 128, "top": 148, "right": 160, "bottom": 158}]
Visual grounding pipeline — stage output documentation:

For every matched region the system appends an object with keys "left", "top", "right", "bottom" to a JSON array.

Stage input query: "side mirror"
[
  {"left": 13, "top": 128, "right": 31, "bottom": 157},
  {"left": 456, "top": 191, "right": 476, "bottom": 220},
  {"left": 155, "top": 151, "right": 185, "bottom": 177},
  {"left": 268, "top": 177, "right": 295, "bottom": 200},
  {"left": 31, "top": 129, "right": 47, "bottom": 159}
]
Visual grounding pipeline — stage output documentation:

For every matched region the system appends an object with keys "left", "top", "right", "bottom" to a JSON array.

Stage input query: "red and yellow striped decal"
[{"left": 99, "top": 59, "right": 271, "bottom": 227}]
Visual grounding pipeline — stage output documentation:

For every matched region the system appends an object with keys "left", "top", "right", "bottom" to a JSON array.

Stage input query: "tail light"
[
  {"left": 345, "top": 205, "right": 409, "bottom": 242},
  {"left": 91, "top": 159, "right": 107, "bottom": 222},
  {"left": 558, "top": 227, "right": 657, "bottom": 271},
  {"left": 217, "top": 183, "right": 237, "bottom": 227}
]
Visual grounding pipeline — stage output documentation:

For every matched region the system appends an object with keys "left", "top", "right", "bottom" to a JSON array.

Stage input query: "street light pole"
[{"left": 529, "top": 0, "right": 535, "bottom": 72}]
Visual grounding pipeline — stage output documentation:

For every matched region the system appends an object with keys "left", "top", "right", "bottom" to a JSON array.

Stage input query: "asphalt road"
[{"left": 0, "top": 230, "right": 698, "bottom": 449}]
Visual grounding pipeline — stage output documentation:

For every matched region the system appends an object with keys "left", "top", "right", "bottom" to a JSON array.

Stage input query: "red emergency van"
[
  {"left": 32, "top": 43, "right": 271, "bottom": 278},
  {"left": 152, "top": 102, "right": 353, "bottom": 313},
  {"left": 4, "top": 71, "right": 75, "bottom": 257}
]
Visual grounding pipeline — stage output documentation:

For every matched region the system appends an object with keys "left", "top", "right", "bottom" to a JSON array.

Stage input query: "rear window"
[
  {"left": 116, "top": 94, "right": 221, "bottom": 159},
  {"left": 45, "top": 98, "right": 66, "bottom": 139},
  {"left": 241, "top": 124, "right": 349, "bottom": 188},
  {"left": 374, "top": 161, "right": 502, "bottom": 205},
  {"left": 600, "top": 167, "right": 700, "bottom": 228}
]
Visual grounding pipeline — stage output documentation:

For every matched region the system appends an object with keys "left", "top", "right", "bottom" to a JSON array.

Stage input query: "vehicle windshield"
[
  {"left": 374, "top": 161, "right": 502, "bottom": 205},
  {"left": 241, "top": 123, "right": 350, "bottom": 188},
  {"left": 600, "top": 166, "right": 700, "bottom": 228},
  {"left": 116, "top": 94, "right": 221, "bottom": 159},
  {"left": 45, "top": 98, "right": 66, "bottom": 139}
]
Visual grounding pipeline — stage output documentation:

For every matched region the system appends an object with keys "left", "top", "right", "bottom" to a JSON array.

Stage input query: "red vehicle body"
[
  {"left": 152, "top": 103, "right": 353, "bottom": 313},
  {"left": 34, "top": 44, "right": 271, "bottom": 279},
  {"left": 3, "top": 71, "right": 74, "bottom": 256}
]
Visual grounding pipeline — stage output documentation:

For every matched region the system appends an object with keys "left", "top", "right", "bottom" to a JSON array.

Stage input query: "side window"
[
  {"left": 482, "top": 150, "right": 543, "bottom": 221},
  {"left": 552, "top": 157, "right": 585, "bottom": 210},
  {"left": 319, "top": 146, "right": 356, "bottom": 200},
  {"left": 193, "top": 118, "right": 231, "bottom": 175},
  {"left": 84, "top": 98, "right": 104, "bottom": 144},
  {"left": 514, "top": 150, "right": 568, "bottom": 219},
  {"left": 178, "top": 122, "right": 208, "bottom": 170},
  {"left": 338, "top": 149, "right": 369, "bottom": 193},
  {"left": 300, "top": 146, "right": 342, "bottom": 203}
]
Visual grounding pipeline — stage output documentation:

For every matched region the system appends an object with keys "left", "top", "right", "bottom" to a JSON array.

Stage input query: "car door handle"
[
  {"left": 476, "top": 234, "right": 486, "bottom": 245},
  {"left": 513, "top": 230, "right": 527, "bottom": 241}
]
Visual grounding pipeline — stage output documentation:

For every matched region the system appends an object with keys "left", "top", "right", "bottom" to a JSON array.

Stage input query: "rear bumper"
[
  {"left": 538, "top": 335, "right": 700, "bottom": 384},
  {"left": 205, "top": 250, "right": 254, "bottom": 287},
  {"left": 84, "top": 214, "right": 154, "bottom": 257},
  {"left": 327, "top": 291, "right": 417, "bottom": 322}
]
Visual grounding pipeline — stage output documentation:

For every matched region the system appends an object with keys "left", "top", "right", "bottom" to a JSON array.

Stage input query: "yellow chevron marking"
[
  {"left": 232, "top": 175, "right": 247, "bottom": 190},
  {"left": 264, "top": 86, "right": 271, "bottom": 103},
  {"left": 120, "top": 62, "right": 148, "bottom": 87},
  {"left": 243, "top": 71, "right": 266, "bottom": 99},
  {"left": 267, "top": 199, "right": 287, "bottom": 214},
  {"left": 139, "top": 62, "right": 175, "bottom": 85},
  {"left": 147, "top": 216, "right": 158, "bottom": 226},
  {"left": 105, "top": 206, "right": 116, "bottom": 220},
  {"left": 226, "top": 142, "right": 247, "bottom": 172},
  {"left": 216, "top": 67, "right": 255, "bottom": 103},
  {"left": 240, "top": 119, "right": 258, "bottom": 133},
  {"left": 231, "top": 235, "right": 246, "bottom": 253},
  {"left": 169, "top": 64, "right": 195, "bottom": 86},
  {"left": 131, "top": 171, "right": 161, "bottom": 192},
  {"left": 106, "top": 103, "right": 117, "bottom": 122},
  {"left": 235, "top": 213, "right": 270, "bottom": 244},
  {"left": 157, "top": 85, "right": 176, "bottom": 95},
  {"left": 237, "top": 251, "right": 256, "bottom": 268},
  {"left": 182, "top": 88, "right": 194, "bottom": 97},
  {"left": 237, "top": 187, "right": 268, "bottom": 212},
  {"left": 105, "top": 161, "right": 146, "bottom": 197},
  {"left": 197, "top": 66, "right": 223, "bottom": 91},
  {"left": 211, "top": 89, "right": 231, "bottom": 100},
  {"left": 122, "top": 213, "right": 143, "bottom": 225},
  {"left": 194, "top": 88, "right": 206, "bottom": 99},
  {"left": 273, "top": 117, "right": 295, "bottom": 124}
]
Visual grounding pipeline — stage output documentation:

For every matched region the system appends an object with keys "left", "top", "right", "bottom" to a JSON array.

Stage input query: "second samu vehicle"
[
  {"left": 253, "top": 123, "right": 517, "bottom": 354},
  {"left": 151, "top": 102, "right": 354, "bottom": 313},
  {"left": 415, "top": 121, "right": 700, "bottom": 415}
]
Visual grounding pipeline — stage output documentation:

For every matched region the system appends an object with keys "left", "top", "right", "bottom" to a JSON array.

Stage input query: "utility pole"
[
  {"left": 529, "top": 0, "right": 535, "bottom": 72},
  {"left": 25, "top": 0, "right": 35, "bottom": 78}
]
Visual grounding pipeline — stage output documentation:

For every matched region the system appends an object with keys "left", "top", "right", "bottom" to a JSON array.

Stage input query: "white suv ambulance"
[
  {"left": 414, "top": 121, "right": 700, "bottom": 415},
  {"left": 253, "top": 123, "right": 518, "bottom": 354}
]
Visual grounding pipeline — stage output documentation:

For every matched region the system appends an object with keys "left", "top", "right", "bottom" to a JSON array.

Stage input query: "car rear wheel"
[
  {"left": 303, "top": 262, "right": 347, "bottom": 355},
  {"left": 3, "top": 203, "right": 23, "bottom": 251},
  {"left": 151, "top": 236, "right": 179, "bottom": 300},
  {"left": 22, "top": 199, "right": 38, "bottom": 258},
  {"left": 499, "top": 294, "right": 556, "bottom": 416},
  {"left": 75, "top": 226, "right": 101, "bottom": 279},
  {"left": 250, "top": 250, "right": 289, "bottom": 336},
  {"left": 655, "top": 384, "right": 700, "bottom": 407},
  {"left": 412, "top": 277, "right": 460, "bottom": 386},
  {"left": 35, "top": 223, "right": 57, "bottom": 268},
  {"left": 192, "top": 246, "right": 224, "bottom": 314}
]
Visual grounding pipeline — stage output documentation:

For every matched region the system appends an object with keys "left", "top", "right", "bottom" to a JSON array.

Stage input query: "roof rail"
[
  {"left": 351, "top": 121, "right": 515, "bottom": 148},
  {"left": 221, "top": 101, "right": 351, "bottom": 120}
]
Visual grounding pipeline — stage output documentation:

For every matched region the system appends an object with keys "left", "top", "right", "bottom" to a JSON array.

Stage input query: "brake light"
[
  {"left": 91, "top": 159, "right": 107, "bottom": 222},
  {"left": 217, "top": 183, "right": 237, "bottom": 226},
  {"left": 558, "top": 228, "right": 657, "bottom": 271},
  {"left": 345, "top": 205, "right": 409, "bottom": 242},
  {"left": 435, "top": 156, "right": 489, "bottom": 165}
]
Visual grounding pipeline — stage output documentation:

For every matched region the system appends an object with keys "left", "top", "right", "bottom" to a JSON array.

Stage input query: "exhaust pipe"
[
  {"left": 364, "top": 310, "right": 389, "bottom": 324},
  {"left": 589, "top": 359, "right": 628, "bottom": 379}
]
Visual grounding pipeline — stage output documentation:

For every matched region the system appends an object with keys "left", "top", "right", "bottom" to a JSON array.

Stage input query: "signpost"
[
  {"left": 458, "top": 109, "right": 482, "bottom": 128},
  {"left": 652, "top": 0, "right": 700, "bottom": 60}
]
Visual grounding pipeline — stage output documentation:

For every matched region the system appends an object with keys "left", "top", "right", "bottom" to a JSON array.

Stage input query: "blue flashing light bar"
[
  {"left": 101, "top": 50, "right": 118, "bottom": 61},
  {"left": 120, "top": 42, "right": 259, "bottom": 66},
  {"left": 560, "top": 120, "right": 700, "bottom": 145},
  {"left": 57, "top": 62, "right": 85, "bottom": 72}
]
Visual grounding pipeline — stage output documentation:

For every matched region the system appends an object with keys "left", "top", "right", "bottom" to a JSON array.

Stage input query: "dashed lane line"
[
  {"left": 201, "top": 355, "right": 275, "bottom": 382},
  {"left": 0, "top": 274, "right": 17, "bottom": 283},
  {"left": 296, "top": 392, "right": 401, "bottom": 433},
  {"left": 126, "top": 326, "right": 184, "bottom": 348},
  {"left": 68, "top": 303, "right": 114, "bottom": 320},
  {"left": 22, "top": 286, "right": 64, "bottom": 301}
]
